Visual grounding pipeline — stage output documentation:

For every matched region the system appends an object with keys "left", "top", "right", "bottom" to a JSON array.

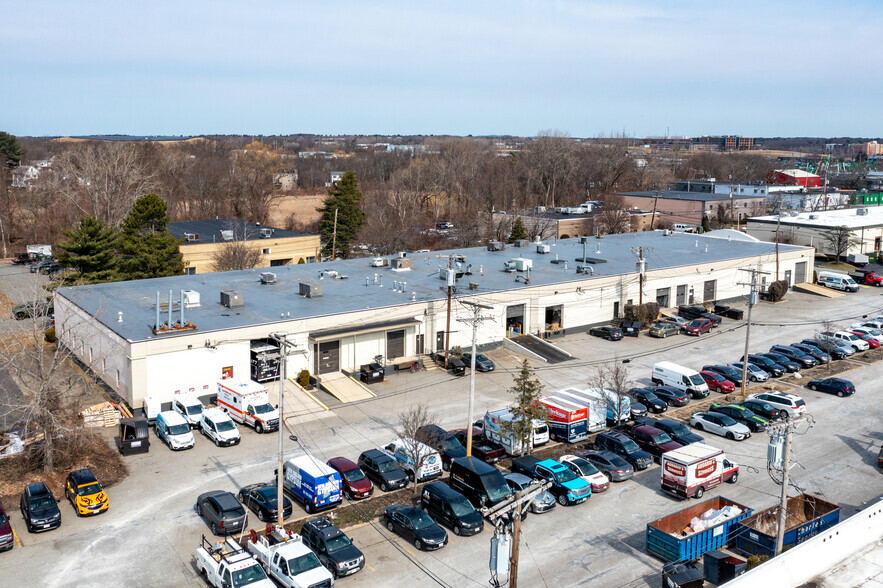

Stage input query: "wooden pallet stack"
[{"left": 80, "top": 401, "right": 121, "bottom": 428}]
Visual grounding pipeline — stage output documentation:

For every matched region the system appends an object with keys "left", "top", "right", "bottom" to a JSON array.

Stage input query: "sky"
[{"left": 2, "top": 1, "right": 881, "bottom": 138}]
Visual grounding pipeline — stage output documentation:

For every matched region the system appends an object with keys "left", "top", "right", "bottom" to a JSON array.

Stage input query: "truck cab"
[
  {"left": 173, "top": 394, "right": 205, "bottom": 428},
  {"left": 510, "top": 456, "right": 591, "bottom": 506},
  {"left": 246, "top": 525, "right": 334, "bottom": 588},
  {"left": 196, "top": 536, "right": 274, "bottom": 588}
]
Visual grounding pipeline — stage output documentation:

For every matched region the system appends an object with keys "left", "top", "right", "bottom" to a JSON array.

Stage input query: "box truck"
[
  {"left": 554, "top": 387, "right": 620, "bottom": 428},
  {"left": 537, "top": 395, "right": 588, "bottom": 443},
  {"left": 660, "top": 443, "right": 739, "bottom": 499}
]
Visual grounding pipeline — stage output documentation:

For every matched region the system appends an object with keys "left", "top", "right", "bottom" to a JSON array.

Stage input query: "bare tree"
[
  {"left": 395, "top": 405, "right": 440, "bottom": 495},
  {"left": 823, "top": 226, "right": 861, "bottom": 261},
  {"left": 522, "top": 130, "right": 577, "bottom": 208},
  {"left": 589, "top": 360, "right": 633, "bottom": 425},
  {"left": 210, "top": 222, "right": 264, "bottom": 272}
]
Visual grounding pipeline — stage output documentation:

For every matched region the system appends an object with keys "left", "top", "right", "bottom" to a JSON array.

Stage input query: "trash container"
[
  {"left": 118, "top": 417, "right": 150, "bottom": 456},
  {"left": 661, "top": 561, "right": 703, "bottom": 588}
]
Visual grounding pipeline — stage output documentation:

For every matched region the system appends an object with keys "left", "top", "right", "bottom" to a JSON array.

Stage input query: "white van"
[
  {"left": 651, "top": 361, "right": 709, "bottom": 398},
  {"left": 672, "top": 224, "right": 695, "bottom": 233},
  {"left": 381, "top": 438, "right": 443, "bottom": 483},
  {"left": 172, "top": 394, "right": 205, "bottom": 429},
  {"left": 199, "top": 407, "right": 241, "bottom": 447},
  {"left": 817, "top": 271, "right": 859, "bottom": 292},
  {"left": 154, "top": 410, "right": 195, "bottom": 451}
]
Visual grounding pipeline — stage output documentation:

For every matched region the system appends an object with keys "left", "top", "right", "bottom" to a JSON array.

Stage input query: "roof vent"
[
  {"left": 220, "top": 230, "right": 234, "bottom": 241},
  {"left": 260, "top": 227, "right": 274, "bottom": 238},
  {"left": 537, "top": 243, "right": 550, "bottom": 254},
  {"left": 487, "top": 241, "right": 506, "bottom": 252},
  {"left": 220, "top": 290, "right": 244, "bottom": 308},
  {"left": 182, "top": 289, "right": 201, "bottom": 306},
  {"left": 299, "top": 282, "right": 322, "bottom": 298},
  {"left": 260, "top": 272, "right": 277, "bottom": 285},
  {"left": 808, "top": 214, "right": 819, "bottom": 219}
]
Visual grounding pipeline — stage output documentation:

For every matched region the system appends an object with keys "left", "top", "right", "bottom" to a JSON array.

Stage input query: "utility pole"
[
  {"left": 331, "top": 208, "right": 338, "bottom": 261},
  {"left": 766, "top": 415, "right": 813, "bottom": 556},
  {"left": 510, "top": 499, "right": 521, "bottom": 588},
  {"left": 270, "top": 333, "right": 289, "bottom": 527},
  {"left": 457, "top": 301, "right": 493, "bottom": 456},
  {"left": 775, "top": 212, "right": 781, "bottom": 281},
  {"left": 444, "top": 256, "right": 453, "bottom": 368},
  {"left": 649, "top": 191, "right": 659, "bottom": 230},
  {"left": 737, "top": 267, "right": 769, "bottom": 397},
  {"left": 630, "top": 247, "right": 652, "bottom": 306},
  {"left": 485, "top": 480, "right": 551, "bottom": 588}
]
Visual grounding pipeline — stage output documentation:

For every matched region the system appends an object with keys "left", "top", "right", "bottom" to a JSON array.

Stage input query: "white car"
[
  {"left": 559, "top": 455, "right": 611, "bottom": 493},
  {"left": 689, "top": 412, "right": 751, "bottom": 441},
  {"left": 822, "top": 331, "right": 869, "bottom": 352},
  {"left": 851, "top": 327, "right": 883, "bottom": 343},
  {"left": 853, "top": 319, "right": 883, "bottom": 331},
  {"left": 746, "top": 392, "right": 807, "bottom": 418},
  {"left": 200, "top": 408, "right": 241, "bottom": 447},
  {"left": 728, "top": 362, "right": 769, "bottom": 382}
]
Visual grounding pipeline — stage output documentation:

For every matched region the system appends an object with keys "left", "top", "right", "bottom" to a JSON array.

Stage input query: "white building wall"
[
  {"left": 747, "top": 221, "right": 883, "bottom": 257},
  {"left": 142, "top": 342, "right": 249, "bottom": 405}
]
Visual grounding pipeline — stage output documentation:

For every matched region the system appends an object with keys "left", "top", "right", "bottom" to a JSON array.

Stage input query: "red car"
[
  {"left": 700, "top": 370, "right": 735, "bottom": 393},
  {"left": 326, "top": 457, "right": 374, "bottom": 501},
  {"left": 0, "top": 499, "right": 12, "bottom": 551},
  {"left": 850, "top": 331, "right": 881, "bottom": 349},
  {"left": 684, "top": 318, "right": 712, "bottom": 336}
]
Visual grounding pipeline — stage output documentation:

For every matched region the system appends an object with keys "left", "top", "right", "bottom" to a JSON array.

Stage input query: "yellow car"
[{"left": 65, "top": 469, "right": 109, "bottom": 516}]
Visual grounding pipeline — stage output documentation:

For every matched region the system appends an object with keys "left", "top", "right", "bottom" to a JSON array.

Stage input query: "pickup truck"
[
  {"left": 195, "top": 535, "right": 275, "bottom": 588},
  {"left": 849, "top": 270, "right": 883, "bottom": 286},
  {"left": 449, "top": 428, "right": 506, "bottom": 464},
  {"left": 247, "top": 525, "right": 335, "bottom": 588},
  {"left": 510, "top": 456, "right": 592, "bottom": 506}
]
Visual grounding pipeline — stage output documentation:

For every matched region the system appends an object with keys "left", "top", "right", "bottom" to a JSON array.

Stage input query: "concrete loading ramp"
[
  {"left": 506, "top": 334, "right": 574, "bottom": 364},
  {"left": 792, "top": 282, "right": 845, "bottom": 298},
  {"left": 318, "top": 371, "right": 377, "bottom": 403}
]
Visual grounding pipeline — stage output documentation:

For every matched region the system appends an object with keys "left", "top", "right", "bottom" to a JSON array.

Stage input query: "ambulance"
[{"left": 216, "top": 380, "right": 280, "bottom": 434}]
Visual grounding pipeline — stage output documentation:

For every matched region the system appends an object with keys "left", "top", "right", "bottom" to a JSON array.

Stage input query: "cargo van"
[
  {"left": 199, "top": 407, "right": 241, "bottom": 447},
  {"left": 421, "top": 482, "right": 484, "bottom": 536},
  {"left": 481, "top": 409, "right": 547, "bottom": 456},
  {"left": 651, "top": 362, "right": 709, "bottom": 398},
  {"left": 660, "top": 443, "right": 738, "bottom": 499},
  {"left": 817, "top": 271, "right": 859, "bottom": 292},
  {"left": 281, "top": 454, "right": 343, "bottom": 513},
  {"left": 381, "top": 438, "right": 443, "bottom": 483},
  {"left": 172, "top": 394, "right": 205, "bottom": 429},
  {"left": 154, "top": 410, "right": 195, "bottom": 451},
  {"left": 449, "top": 456, "right": 513, "bottom": 510}
]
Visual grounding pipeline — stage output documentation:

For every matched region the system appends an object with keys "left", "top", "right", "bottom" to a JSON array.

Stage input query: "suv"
[
  {"left": 790, "top": 342, "right": 831, "bottom": 364},
  {"left": 626, "top": 425, "right": 683, "bottom": 460},
  {"left": 64, "top": 469, "right": 109, "bottom": 516},
  {"left": 593, "top": 431, "right": 653, "bottom": 470},
  {"left": 416, "top": 424, "right": 466, "bottom": 471},
  {"left": 684, "top": 318, "right": 713, "bottom": 336},
  {"left": 743, "top": 354, "right": 784, "bottom": 377},
  {"left": 0, "top": 499, "right": 12, "bottom": 551},
  {"left": 800, "top": 338, "right": 853, "bottom": 359},
  {"left": 327, "top": 457, "right": 374, "bottom": 500},
  {"left": 769, "top": 345, "right": 817, "bottom": 368},
  {"left": 357, "top": 449, "right": 408, "bottom": 492},
  {"left": 195, "top": 490, "right": 247, "bottom": 536},
  {"left": 20, "top": 483, "right": 61, "bottom": 533},
  {"left": 300, "top": 516, "right": 366, "bottom": 578},
  {"left": 746, "top": 392, "right": 807, "bottom": 418},
  {"left": 633, "top": 417, "right": 704, "bottom": 446},
  {"left": 11, "top": 300, "right": 54, "bottom": 320},
  {"left": 421, "top": 481, "right": 484, "bottom": 536}
]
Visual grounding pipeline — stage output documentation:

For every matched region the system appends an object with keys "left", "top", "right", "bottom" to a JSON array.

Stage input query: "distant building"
[
  {"left": 168, "top": 219, "right": 321, "bottom": 275},
  {"left": 746, "top": 207, "right": 883, "bottom": 257},
  {"left": 11, "top": 165, "right": 41, "bottom": 189},
  {"left": 272, "top": 170, "right": 298, "bottom": 191},
  {"left": 618, "top": 190, "right": 768, "bottom": 225},
  {"left": 850, "top": 141, "right": 883, "bottom": 157},
  {"left": 641, "top": 135, "right": 754, "bottom": 152},
  {"left": 768, "top": 169, "right": 822, "bottom": 188},
  {"left": 493, "top": 206, "right": 654, "bottom": 239}
]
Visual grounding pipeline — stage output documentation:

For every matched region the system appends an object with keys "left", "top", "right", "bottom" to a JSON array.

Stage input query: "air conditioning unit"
[
  {"left": 857, "top": 207, "right": 869, "bottom": 216},
  {"left": 503, "top": 261, "right": 517, "bottom": 272},
  {"left": 220, "top": 230, "right": 234, "bottom": 241},
  {"left": 260, "top": 272, "right": 277, "bottom": 285},
  {"left": 512, "top": 258, "right": 532, "bottom": 271},
  {"left": 299, "top": 282, "right": 322, "bottom": 298},
  {"left": 439, "top": 268, "right": 456, "bottom": 286},
  {"left": 220, "top": 290, "right": 244, "bottom": 308},
  {"left": 487, "top": 241, "right": 506, "bottom": 252},
  {"left": 260, "top": 228, "right": 274, "bottom": 238},
  {"left": 537, "top": 244, "right": 550, "bottom": 254},
  {"left": 514, "top": 239, "right": 530, "bottom": 248},
  {"left": 182, "top": 289, "right": 201, "bottom": 306}
]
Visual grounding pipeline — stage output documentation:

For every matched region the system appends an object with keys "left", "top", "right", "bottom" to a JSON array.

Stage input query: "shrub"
[
  {"left": 560, "top": 234, "right": 570, "bottom": 239},
  {"left": 746, "top": 555, "right": 769, "bottom": 571},
  {"left": 297, "top": 369, "right": 310, "bottom": 387},
  {"left": 623, "top": 302, "right": 660, "bottom": 326},
  {"left": 767, "top": 280, "right": 788, "bottom": 302},
  {"left": 44, "top": 328, "right": 56, "bottom": 343}
]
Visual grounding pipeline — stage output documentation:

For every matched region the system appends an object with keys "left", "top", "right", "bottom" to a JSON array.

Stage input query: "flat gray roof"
[
  {"left": 168, "top": 219, "right": 311, "bottom": 243},
  {"left": 620, "top": 190, "right": 767, "bottom": 202},
  {"left": 749, "top": 207, "right": 883, "bottom": 229},
  {"left": 57, "top": 232, "right": 806, "bottom": 343}
]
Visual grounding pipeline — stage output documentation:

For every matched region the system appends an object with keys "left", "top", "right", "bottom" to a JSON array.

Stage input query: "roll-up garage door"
[{"left": 386, "top": 330, "right": 405, "bottom": 359}]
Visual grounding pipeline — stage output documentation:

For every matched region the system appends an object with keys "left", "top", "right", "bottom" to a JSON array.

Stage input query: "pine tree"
[
  {"left": 508, "top": 217, "right": 529, "bottom": 243},
  {"left": 500, "top": 360, "right": 547, "bottom": 456},
  {"left": 56, "top": 216, "right": 119, "bottom": 283},
  {"left": 0, "top": 131, "right": 23, "bottom": 168},
  {"left": 317, "top": 171, "right": 366, "bottom": 259},
  {"left": 117, "top": 194, "right": 184, "bottom": 279}
]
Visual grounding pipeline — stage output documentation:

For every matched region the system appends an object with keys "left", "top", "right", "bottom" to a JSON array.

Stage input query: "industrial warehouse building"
[
  {"left": 746, "top": 207, "right": 883, "bottom": 257},
  {"left": 54, "top": 232, "right": 813, "bottom": 410}
]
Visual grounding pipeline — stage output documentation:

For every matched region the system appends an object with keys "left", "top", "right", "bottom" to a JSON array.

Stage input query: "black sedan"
[
  {"left": 589, "top": 326, "right": 623, "bottom": 341},
  {"left": 738, "top": 399, "right": 782, "bottom": 421},
  {"left": 807, "top": 377, "right": 855, "bottom": 397},
  {"left": 800, "top": 339, "right": 849, "bottom": 360},
  {"left": 238, "top": 483, "right": 293, "bottom": 522},
  {"left": 630, "top": 389, "right": 667, "bottom": 413},
  {"left": 645, "top": 386, "right": 690, "bottom": 407},
  {"left": 702, "top": 365, "right": 744, "bottom": 387},
  {"left": 760, "top": 352, "right": 801, "bottom": 373},
  {"left": 20, "top": 483, "right": 61, "bottom": 533},
  {"left": 634, "top": 417, "right": 704, "bottom": 446},
  {"left": 384, "top": 505, "right": 448, "bottom": 551},
  {"left": 744, "top": 354, "right": 784, "bottom": 377}
]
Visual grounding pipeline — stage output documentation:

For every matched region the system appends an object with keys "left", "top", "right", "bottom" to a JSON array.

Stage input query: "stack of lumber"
[{"left": 80, "top": 401, "right": 121, "bottom": 428}]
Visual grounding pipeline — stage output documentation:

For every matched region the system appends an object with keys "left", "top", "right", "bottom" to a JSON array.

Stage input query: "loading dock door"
[
  {"left": 507, "top": 304, "right": 525, "bottom": 336},
  {"left": 703, "top": 280, "right": 716, "bottom": 303},
  {"left": 386, "top": 330, "right": 405, "bottom": 359},
  {"left": 316, "top": 340, "right": 340, "bottom": 375},
  {"left": 676, "top": 285, "right": 687, "bottom": 306},
  {"left": 795, "top": 261, "right": 807, "bottom": 284}
]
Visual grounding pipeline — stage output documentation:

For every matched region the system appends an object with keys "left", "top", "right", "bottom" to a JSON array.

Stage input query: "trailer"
[
  {"left": 645, "top": 496, "right": 752, "bottom": 562},
  {"left": 537, "top": 395, "right": 588, "bottom": 443},
  {"left": 552, "top": 387, "right": 606, "bottom": 432},
  {"left": 731, "top": 494, "right": 840, "bottom": 559}
]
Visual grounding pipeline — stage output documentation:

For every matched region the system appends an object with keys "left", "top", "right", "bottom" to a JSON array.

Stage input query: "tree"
[
  {"left": 56, "top": 216, "right": 119, "bottom": 283},
  {"left": 823, "top": 226, "right": 861, "bottom": 261},
  {"left": 0, "top": 131, "right": 23, "bottom": 168},
  {"left": 590, "top": 360, "right": 633, "bottom": 426},
  {"left": 210, "top": 222, "right": 263, "bottom": 272},
  {"left": 396, "top": 405, "right": 440, "bottom": 496},
  {"left": 508, "top": 217, "right": 529, "bottom": 243},
  {"left": 117, "top": 194, "right": 184, "bottom": 279},
  {"left": 701, "top": 215, "right": 712, "bottom": 233},
  {"left": 522, "top": 130, "right": 577, "bottom": 208},
  {"left": 317, "top": 171, "right": 366, "bottom": 259},
  {"left": 500, "top": 360, "right": 547, "bottom": 456}
]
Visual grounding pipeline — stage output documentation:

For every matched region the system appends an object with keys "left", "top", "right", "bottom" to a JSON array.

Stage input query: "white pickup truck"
[
  {"left": 247, "top": 525, "right": 334, "bottom": 588},
  {"left": 195, "top": 536, "right": 275, "bottom": 588}
]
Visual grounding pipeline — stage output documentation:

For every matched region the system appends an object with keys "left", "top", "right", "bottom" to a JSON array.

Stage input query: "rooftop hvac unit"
[
  {"left": 857, "top": 207, "right": 869, "bottom": 215},
  {"left": 220, "top": 230, "right": 234, "bottom": 241},
  {"left": 259, "top": 227, "right": 274, "bottom": 238},
  {"left": 260, "top": 272, "right": 277, "bottom": 285},
  {"left": 503, "top": 260, "right": 517, "bottom": 272},
  {"left": 184, "top": 232, "right": 199, "bottom": 242},
  {"left": 808, "top": 214, "right": 819, "bottom": 220},
  {"left": 487, "top": 241, "right": 506, "bottom": 252},
  {"left": 537, "top": 243, "right": 550, "bottom": 254},
  {"left": 535, "top": 206, "right": 546, "bottom": 213},
  {"left": 439, "top": 268, "right": 456, "bottom": 286},
  {"left": 512, "top": 258, "right": 532, "bottom": 271},
  {"left": 392, "top": 257, "right": 414, "bottom": 269},
  {"left": 182, "top": 289, "right": 201, "bottom": 306},
  {"left": 299, "top": 282, "right": 322, "bottom": 298},
  {"left": 220, "top": 290, "right": 244, "bottom": 308},
  {"left": 514, "top": 239, "right": 530, "bottom": 248}
]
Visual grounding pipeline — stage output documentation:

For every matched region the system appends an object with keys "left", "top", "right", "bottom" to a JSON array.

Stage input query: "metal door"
[
  {"left": 386, "top": 330, "right": 405, "bottom": 359},
  {"left": 703, "top": 280, "right": 716, "bottom": 302},
  {"left": 613, "top": 301, "right": 619, "bottom": 320},
  {"left": 676, "top": 285, "right": 687, "bottom": 306},
  {"left": 784, "top": 270, "right": 792, "bottom": 288},
  {"left": 416, "top": 334, "right": 424, "bottom": 355},
  {"left": 436, "top": 331, "right": 445, "bottom": 352},
  {"left": 795, "top": 262, "right": 807, "bottom": 284},
  {"left": 316, "top": 340, "right": 340, "bottom": 375}
]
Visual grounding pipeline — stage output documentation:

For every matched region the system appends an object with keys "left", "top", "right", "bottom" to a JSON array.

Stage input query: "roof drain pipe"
[
  {"left": 180, "top": 289, "right": 185, "bottom": 326},
  {"left": 155, "top": 291, "right": 160, "bottom": 331},
  {"left": 168, "top": 290, "right": 173, "bottom": 328}
]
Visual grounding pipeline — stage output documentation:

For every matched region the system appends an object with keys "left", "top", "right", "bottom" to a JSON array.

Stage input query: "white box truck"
[
  {"left": 660, "top": 443, "right": 739, "bottom": 500},
  {"left": 217, "top": 380, "right": 280, "bottom": 434}
]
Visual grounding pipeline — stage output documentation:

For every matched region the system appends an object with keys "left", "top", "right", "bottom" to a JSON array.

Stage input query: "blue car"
[{"left": 807, "top": 377, "right": 855, "bottom": 397}]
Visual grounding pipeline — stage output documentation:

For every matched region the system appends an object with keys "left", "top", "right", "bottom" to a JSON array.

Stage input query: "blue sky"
[{"left": 2, "top": 1, "right": 880, "bottom": 137}]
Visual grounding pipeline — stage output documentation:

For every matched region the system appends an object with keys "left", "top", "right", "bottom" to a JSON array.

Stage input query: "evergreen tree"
[
  {"left": 500, "top": 360, "right": 547, "bottom": 456},
  {"left": 117, "top": 194, "right": 184, "bottom": 279},
  {"left": 0, "top": 131, "right": 23, "bottom": 168},
  {"left": 701, "top": 215, "right": 711, "bottom": 233},
  {"left": 508, "top": 217, "right": 529, "bottom": 243},
  {"left": 317, "top": 171, "right": 366, "bottom": 259},
  {"left": 56, "top": 216, "right": 119, "bottom": 283}
]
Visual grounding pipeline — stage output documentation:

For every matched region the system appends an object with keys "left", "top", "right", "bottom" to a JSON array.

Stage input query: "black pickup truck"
[{"left": 449, "top": 428, "right": 505, "bottom": 464}]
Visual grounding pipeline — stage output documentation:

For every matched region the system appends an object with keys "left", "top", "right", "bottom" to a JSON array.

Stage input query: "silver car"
[
  {"left": 689, "top": 412, "right": 751, "bottom": 441},
  {"left": 503, "top": 473, "right": 556, "bottom": 514},
  {"left": 728, "top": 362, "right": 769, "bottom": 382}
]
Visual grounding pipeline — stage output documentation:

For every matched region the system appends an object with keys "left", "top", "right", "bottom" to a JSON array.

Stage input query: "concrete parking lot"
[{"left": 3, "top": 282, "right": 883, "bottom": 587}]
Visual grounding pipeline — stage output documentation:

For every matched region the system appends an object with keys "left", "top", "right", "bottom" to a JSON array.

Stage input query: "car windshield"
[
  {"left": 186, "top": 405, "right": 202, "bottom": 415},
  {"left": 77, "top": 483, "right": 102, "bottom": 496},
  {"left": 688, "top": 374, "right": 704, "bottom": 385},
  {"left": 216, "top": 419, "right": 236, "bottom": 432},
  {"left": 443, "top": 437, "right": 464, "bottom": 452},
  {"left": 253, "top": 403, "right": 274, "bottom": 414},
  {"left": 708, "top": 373, "right": 724, "bottom": 382},
  {"left": 231, "top": 564, "right": 268, "bottom": 587},
  {"left": 168, "top": 423, "right": 190, "bottom": 435},
  {"left": 641, "top": 392, "right": 660, "bottom": 402},
  {"left": 571, "top": 458, "right": 599, "bottom": 476},
  {"left": 689, "top": 320, "right": 703, "bottom": 326},
  {"left": 868, "top": 329, "right": 882, "bottom": 336},
  {"left": 377, "top": 460, "right": 399, "bottom": 473},
  {"left": 286, "top": 553, "right": 323, "bottom": 575},
  {"left": 754, "top": 402, "right": 774, "bottom": 412},
  {"left": 29, "top": 496, "right": 55, "bottom": 510},
  {"left": 325, "top": 534, "right": 352, "bottom": 552},
  {"left": 343, "top": 468, "right": 366, "bottom": 482},
  {"left": 717, "top": 415, "right": 738, "bottom": 426},
  {"left": 553, "top": 468, "right": 578, "bottom": 484},
  {"left": 450, "top": 495, "right": 476, "bottom": 517},
  {"left": 410, "top": 511, "right": 436, "bottom": 530},
  {"left": 846, "top": 334, "right": 860, "bottom": 341},
  {"left": 0, "top": 513, "right": 5, "bottom": 525},
  {"left": 652, "top": 433, "right": 673, "bottom": 445},
  {"left": 620, "top": 438, "right": 640, "bottom": 452},
  {"left": 666, "top": 422, "right": 690, "bottom": 437},
  {"left": 486, "top": 479, "right": 512, "bottom": 502},
  {"left": 476, "top": 355, "right": 489, "bottom": 362}
]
